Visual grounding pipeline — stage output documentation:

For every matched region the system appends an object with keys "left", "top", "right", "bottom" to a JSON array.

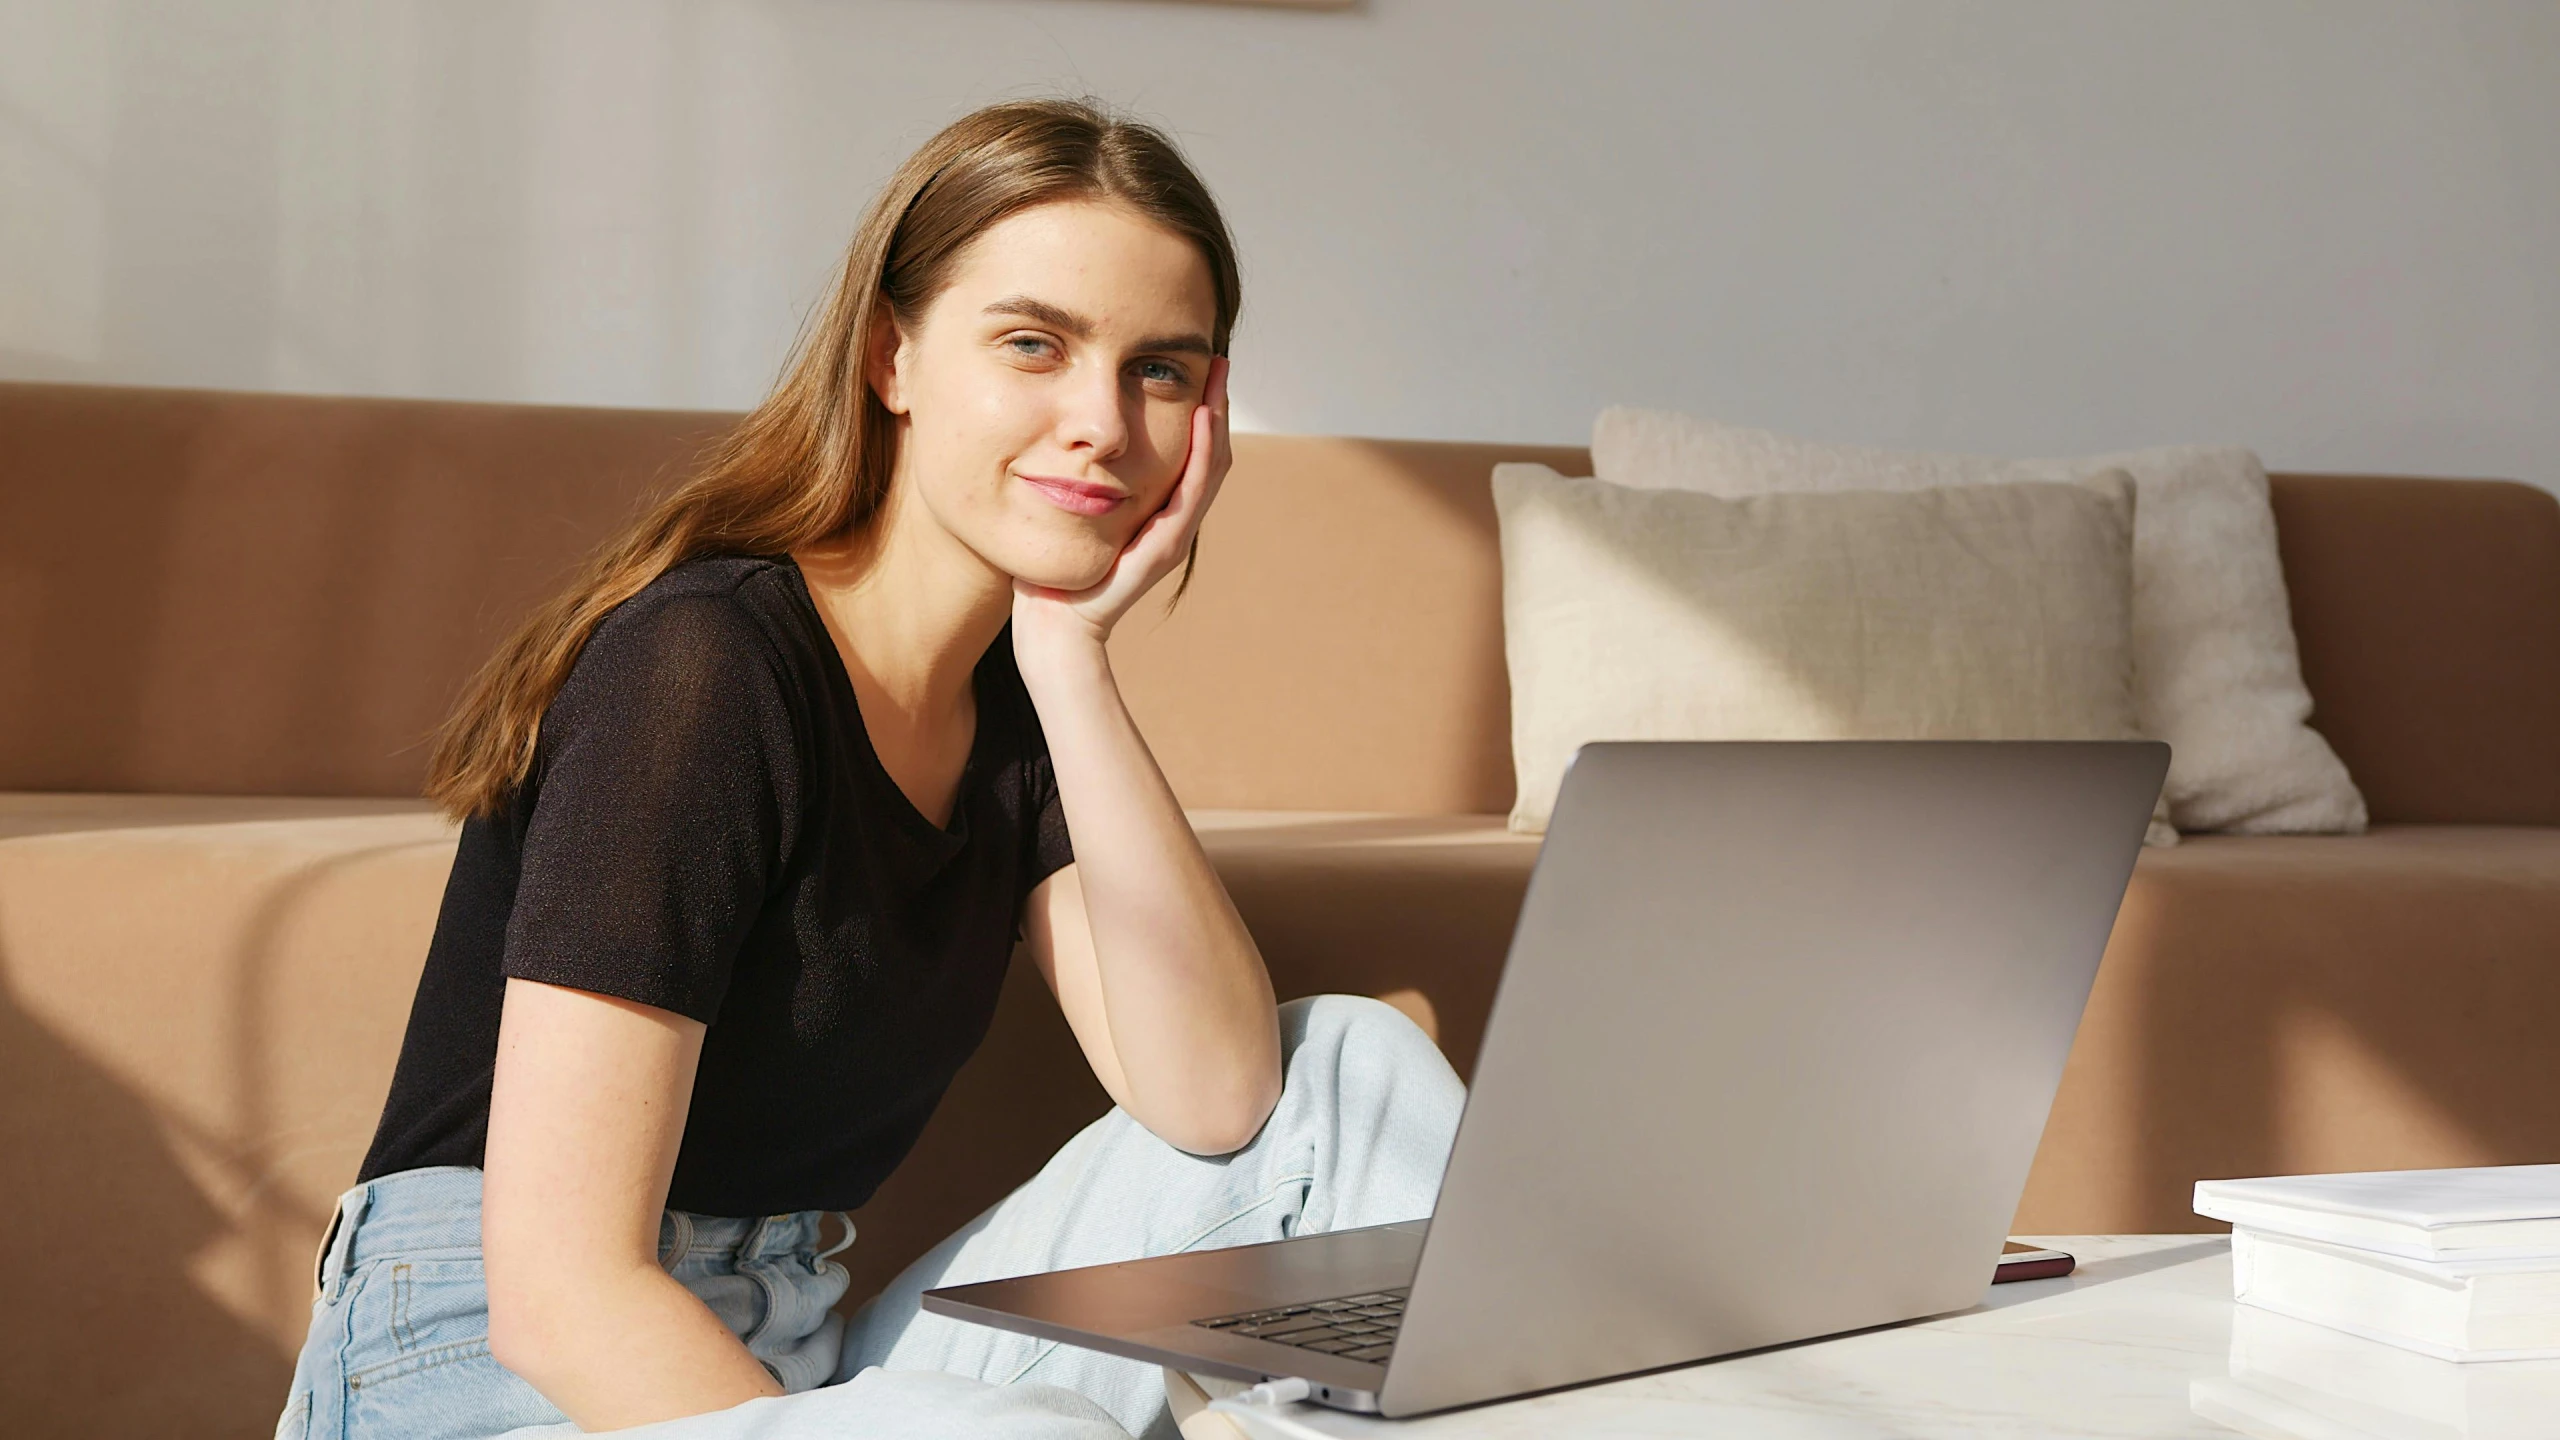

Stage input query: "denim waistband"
[{"left": 321, "top": 1166, "right": 851, "bottom": 1296}]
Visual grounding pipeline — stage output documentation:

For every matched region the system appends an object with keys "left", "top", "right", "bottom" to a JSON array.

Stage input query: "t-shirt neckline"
[{"left": 775, "top": 556, "right": 995, "bottom": 854}]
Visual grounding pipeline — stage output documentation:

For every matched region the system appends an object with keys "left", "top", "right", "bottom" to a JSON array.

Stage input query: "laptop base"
[{"left": 921, "top": 1220, "right": 1424, "bottom": 1408}]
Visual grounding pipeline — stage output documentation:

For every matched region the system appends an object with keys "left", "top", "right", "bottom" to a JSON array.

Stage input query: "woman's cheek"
[{"left": 966, "top": 368, "right": 1040, "bottom": 440}]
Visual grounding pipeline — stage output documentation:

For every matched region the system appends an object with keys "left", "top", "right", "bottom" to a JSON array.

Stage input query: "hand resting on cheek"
[{"left": 1010, "top": 353, "right": 1231, "bottom": 669}]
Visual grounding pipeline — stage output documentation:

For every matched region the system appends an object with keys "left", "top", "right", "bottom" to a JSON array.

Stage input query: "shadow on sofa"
[{"left": 0, "top": 971, "right": 291, "bottom": 1434}]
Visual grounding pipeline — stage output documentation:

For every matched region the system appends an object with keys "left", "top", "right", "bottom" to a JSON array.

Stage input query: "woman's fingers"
[
  {"left": 1201, "top": 356, "right": 1231, "bottom": 507},
  {"left": 1159, "top": 357, "right": 1229, "bottom": 537},
  {"left": 1121, "top": 373, "right": 1221, "bottom": 574},
  {"left": 1168, "top": 385, "right": 1218, "bottom": 526}
]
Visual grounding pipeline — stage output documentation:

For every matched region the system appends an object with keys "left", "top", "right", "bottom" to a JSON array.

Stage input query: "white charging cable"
[{"left": 1239, "top": 1376, "right": 1313, "bottom": 1406}]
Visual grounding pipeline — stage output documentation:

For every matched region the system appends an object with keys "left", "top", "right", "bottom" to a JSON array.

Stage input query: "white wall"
[{"left": 4, "top": 0, "right": 2554, "bottom": 485}]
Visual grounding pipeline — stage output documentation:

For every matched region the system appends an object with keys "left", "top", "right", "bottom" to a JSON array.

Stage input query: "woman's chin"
[
  {"left": 986, "top": 526, "right": 1121, "bottom": 595},
  {"left": 1007, "top": 552, "right": 1116, "bottom": 597}
]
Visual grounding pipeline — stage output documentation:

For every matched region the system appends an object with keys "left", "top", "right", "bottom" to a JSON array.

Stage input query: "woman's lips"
[{"left": 1018, "top": 474, "right": 1128, "bottom": 517}]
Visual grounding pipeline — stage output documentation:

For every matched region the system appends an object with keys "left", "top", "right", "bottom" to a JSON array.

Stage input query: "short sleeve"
[
  {"left": 502, "top": 591, "right": 804, "bottom": 1023},
  {"left": 998, "top": 631, "right": 1074, "bottom": 905},
  {"left": 1024, "top": 746, "right": 1075, "bottom": 898}
]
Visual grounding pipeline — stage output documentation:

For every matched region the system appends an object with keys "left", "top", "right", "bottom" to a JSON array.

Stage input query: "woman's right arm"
[{"left": 482, "top": 976, "right": 783, "bottom": 1427}]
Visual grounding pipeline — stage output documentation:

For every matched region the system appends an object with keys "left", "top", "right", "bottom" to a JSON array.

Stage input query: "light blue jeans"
[{"left": 278, "top": 995, "right": 1464, "bottom": 1440}]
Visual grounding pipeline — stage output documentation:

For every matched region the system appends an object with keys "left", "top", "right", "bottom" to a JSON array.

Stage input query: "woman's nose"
[{"left": 1055, "top": 366, "right": 1131, "bottom": 460}]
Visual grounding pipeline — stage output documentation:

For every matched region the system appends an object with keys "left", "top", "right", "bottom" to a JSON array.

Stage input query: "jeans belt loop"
[
  {"left": 316, "top": 1187, "right": 370, "bottom": 1304},
  {"left": 658, "top": 1209, "right": 695, "bottom": 1272},
  {"left": 817, "top": 1210, "right": 858, "bottom": 1262}
]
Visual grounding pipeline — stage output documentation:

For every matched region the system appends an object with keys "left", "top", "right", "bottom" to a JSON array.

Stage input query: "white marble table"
[{"left": 1206, "top": 1235, "right": 2560, "bottom": 1439}]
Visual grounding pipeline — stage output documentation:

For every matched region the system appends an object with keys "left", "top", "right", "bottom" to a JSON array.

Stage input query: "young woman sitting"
[{"left": 277, "top": 98, "right": 1463, "bottom": 1440}]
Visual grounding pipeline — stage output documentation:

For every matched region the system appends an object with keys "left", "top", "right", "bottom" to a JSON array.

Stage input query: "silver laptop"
[{"left": 923, "top": 740, "right": 2166, "bottom": 1416}]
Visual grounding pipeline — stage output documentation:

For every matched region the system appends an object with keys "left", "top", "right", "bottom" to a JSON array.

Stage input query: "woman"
[{"left": 278, "top": 99, "right": 1464, "bottom": 1440}]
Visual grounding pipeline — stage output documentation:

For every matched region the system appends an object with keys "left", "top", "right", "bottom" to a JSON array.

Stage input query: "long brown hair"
[{"left": 426, "top": 98, "right": 1241, "bottom": 819}]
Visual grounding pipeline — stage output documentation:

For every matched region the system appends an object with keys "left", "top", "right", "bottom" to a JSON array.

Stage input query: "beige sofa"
[{"left": 5, "top": 380, "right": 2557, "bottom": 1438}]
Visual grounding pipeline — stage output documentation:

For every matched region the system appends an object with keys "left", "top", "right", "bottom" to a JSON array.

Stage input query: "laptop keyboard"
[{"left": 1191, "top": 1288, "right": 1407, "bottom": 1363}]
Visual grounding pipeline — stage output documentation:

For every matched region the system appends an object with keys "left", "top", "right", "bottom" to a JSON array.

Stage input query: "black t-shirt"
[{"left": 359, "top": 555, "right": 1074, "bottom": 1216}]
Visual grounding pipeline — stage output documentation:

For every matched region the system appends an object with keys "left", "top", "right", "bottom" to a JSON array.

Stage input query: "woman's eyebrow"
[
  {"left": 985, "top": 295, "right": 1088, "bottom": 334},
  {"left": 983, "top": 294, "right": 1213, "bottom": 357},
  {"left": 1132, "top": 332, "right": 1216, "bottom": 358}
]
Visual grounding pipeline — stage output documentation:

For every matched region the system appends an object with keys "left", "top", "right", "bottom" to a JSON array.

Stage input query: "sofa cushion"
[
  {"left": 1489, "top": 464, "right": 2157, "bottom": 838},
  {"left": 1589, "top": 406, "right": 2368, "bottom": 838}
]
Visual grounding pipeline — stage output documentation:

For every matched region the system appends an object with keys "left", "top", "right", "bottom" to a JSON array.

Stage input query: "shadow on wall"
[{"left": 0, "top": 972, "right": 292, "bottom": 1439}]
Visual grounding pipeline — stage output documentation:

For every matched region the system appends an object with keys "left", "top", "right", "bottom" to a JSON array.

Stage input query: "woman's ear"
[{"left": 866, "top": 304, "right": 913, "bottom": 416}]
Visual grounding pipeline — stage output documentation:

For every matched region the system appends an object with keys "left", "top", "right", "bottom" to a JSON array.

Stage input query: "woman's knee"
[
  {"left": 1279, "top": 993, "right": 1438, "bottom": 1068},
  {"left": 1265, "top": 995, "right": 1466, "bottom": 1227},
  {"left": 1275, "top": 993, "right": 1464, "bottom": 1120}
]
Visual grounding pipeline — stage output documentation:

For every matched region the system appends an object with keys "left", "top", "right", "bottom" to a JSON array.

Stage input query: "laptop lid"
[{"left": 1377, "top": 740, "right": 2163, "bottom": 1415}]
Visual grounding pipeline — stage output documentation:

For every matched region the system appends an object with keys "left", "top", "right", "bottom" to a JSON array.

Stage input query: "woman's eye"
[
  {"left": 1003, "top": 334, "right": 1060, "bottom": 362},
  {"left": 1135, "top": 359, "right": 1186, "bottom": 387}
]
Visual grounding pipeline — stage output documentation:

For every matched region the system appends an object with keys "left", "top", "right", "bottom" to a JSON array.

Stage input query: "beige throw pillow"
[
  {"left": 1494, "top": 464, "right": 2174, "bottom": 845},
  {"left": 1590, "top": 407, "right": 2366, "bottom": 835}
]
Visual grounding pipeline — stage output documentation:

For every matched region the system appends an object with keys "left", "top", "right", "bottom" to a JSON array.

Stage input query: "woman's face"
[{"left": 875, "top": 199, "right": 1219, "bottom": 593}]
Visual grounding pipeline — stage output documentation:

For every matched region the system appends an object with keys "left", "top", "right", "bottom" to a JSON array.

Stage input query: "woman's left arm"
[{"left": 1013, "top": 357, "right": 1283, "bottom": 1155}]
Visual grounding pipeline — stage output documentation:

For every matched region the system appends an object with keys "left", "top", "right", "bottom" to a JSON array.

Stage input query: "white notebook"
[
  {"left": 2195, "top": 1165, "right": 2560, "bottom": 1262},
  {"left": 2232, "top": 1228, "right": 2560, "bottom": 1361}
]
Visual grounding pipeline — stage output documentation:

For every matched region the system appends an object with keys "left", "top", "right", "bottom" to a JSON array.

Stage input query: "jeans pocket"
[
  {"left": 345, "top": 1347, "right": 560, "bottom": 1440},
  {"left": 342, "top": 1256, "right": 497, "bottom": 1389},
  {"left": 338, "top": 1256, "right": 563, "bottom": 1437}
]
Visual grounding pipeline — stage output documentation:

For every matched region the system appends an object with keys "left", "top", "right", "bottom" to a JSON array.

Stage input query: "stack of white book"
[{"left": 2195, "top": 1165, "right": 2560, "bottom": 1363}]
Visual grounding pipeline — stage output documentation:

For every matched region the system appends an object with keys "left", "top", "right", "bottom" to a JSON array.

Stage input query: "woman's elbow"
[
  {"left": 484, "top": 1253, "right": 589, "bottom": 1387},
  {"left": 1161, "top": 1066, "right": 1283, "bottom": 1156},
  {"left": 484, "top": 1269, "right": 551, "bottom": 1381}
]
